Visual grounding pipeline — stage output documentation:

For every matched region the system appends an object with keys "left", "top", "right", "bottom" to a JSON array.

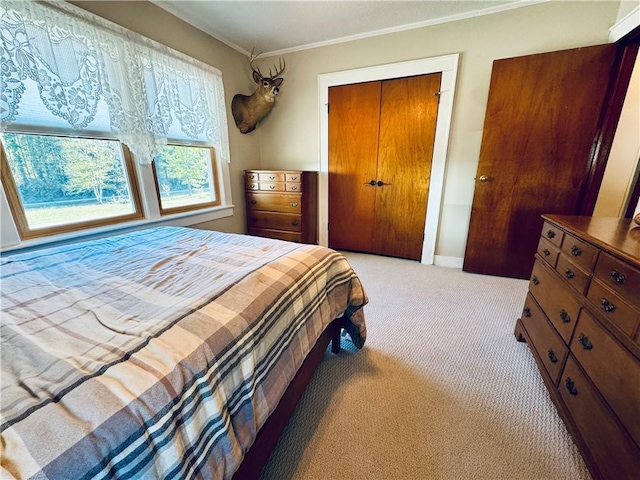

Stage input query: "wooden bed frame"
[{"left": 233, "top": 316, "right": 345, "bottom": 479}]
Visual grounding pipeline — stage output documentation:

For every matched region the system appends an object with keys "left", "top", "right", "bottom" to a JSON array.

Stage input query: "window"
[
  {"left": 152, "top": 145, "right": 220, "bottom": 214},
  {"left": 1, "top": 133, "right": 142, "bottom": 238},
  {"left": 0, "top": 0, "right": 232, "bottom": 249}
]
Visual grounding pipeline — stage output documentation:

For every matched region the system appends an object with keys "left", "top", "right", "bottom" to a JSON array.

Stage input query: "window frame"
[
  {"left": 0, "top": 134, "right": 145, "bottom": 240},
  {"left": 151, "top": 145, "right": 222, "bottom": 216}
]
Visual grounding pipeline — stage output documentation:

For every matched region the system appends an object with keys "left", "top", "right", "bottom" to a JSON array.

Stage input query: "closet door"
[
  {"left": 374, "top": 73, "right": 441, "bottom": 260},
  {"left": 328, "top": 81, "right": 380, "bottom": 252},
  {"left": 328, "top": 74, "right": 440, "bottom": 260}
]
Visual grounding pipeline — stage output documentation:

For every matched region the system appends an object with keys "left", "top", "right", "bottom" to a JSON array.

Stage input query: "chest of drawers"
[
  {"left": 515, "top": 215, "right": 640, "bottom": 480},
  {"left": 244, "top": 170, "right": 318, "bottom": 243}
]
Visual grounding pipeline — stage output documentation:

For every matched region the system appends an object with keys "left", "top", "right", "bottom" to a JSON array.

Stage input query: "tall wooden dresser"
[
  {"left": 515, "top": 215, "right": 640, "bottom": 480},
  {"left": 244, "top": 170, "right": 318, "bottom": 244}
]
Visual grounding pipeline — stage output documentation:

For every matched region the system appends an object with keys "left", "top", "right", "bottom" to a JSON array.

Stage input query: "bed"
[{"left": 0, "top": 226, "right": 367, "bottom": 479}]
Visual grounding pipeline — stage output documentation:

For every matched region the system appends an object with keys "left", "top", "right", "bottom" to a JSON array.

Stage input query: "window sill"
[{"left": 1, "top": 204, "right": 235, "bottom": 254}]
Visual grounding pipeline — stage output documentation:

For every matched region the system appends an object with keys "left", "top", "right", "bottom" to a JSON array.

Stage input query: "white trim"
[
  {"left": 609, "top": 6, "right": 640, "bottom": 43},
  {"left": 434, "top": 255, "right": 464, "bottom": 269},
  {"left": 318, "top": 54, "right": 459, "bottom": 265},
  {"left": 152, "top": 0, "right": 545, "bottom": 57}
]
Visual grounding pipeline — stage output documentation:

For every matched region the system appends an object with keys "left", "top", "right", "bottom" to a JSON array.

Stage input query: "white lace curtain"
[{"left": 0, "top": 0, "right": 230, "bottom": 164}]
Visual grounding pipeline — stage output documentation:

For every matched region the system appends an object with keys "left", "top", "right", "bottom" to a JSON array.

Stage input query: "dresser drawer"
[
  {"left": 571, "top": 309, "right": 640, "bottom": 448},
  {"left": 541, "top": 221, "right": 564, "bottom": 247},
  {"left": 246, "top": 172, "right": 259, "bottom": 181},
  {"left": 560, "top": 355, "right": 640, "bottom": 480},
  {"left": 586, "top": 278, "right": 640, "bottom": 338},
  {"left": 594, "top": 252, "right": 640, "bottom": 311},
  {"left": 560, "top": 232, "right": 599, "bottom": 272},
  {"left": 286, "top": 183, "right": 302, "bottom": 192},
  {"left": 246, "top": 192, "right": 302, "bottom": 214},
  {"left": 247, "top": 211, "right": 303, "bottom": 232},
  {"left": 530, "top": 261, "right": 581, "bottom": 343},
  {"left": 248, "top": 228, "right": 302, "bottom": 243},
  {"left": 285, "top": 173, "right": 301, "bottom": 182},
  {"left": 521, "top": 294, "right": 568, "bottom": 386},
  {"left": 258, "top": 172, "right": 285, "bottom": 182},
  {"left": 258, "top": 182, "right": 286, "bottom": 192},
  {"left": 537, "top": 236, "right": 560, "bottom": 268},
  {"left": 246, "top": 182, "right": 259, "bottom": 191},
  {"left": 556, "top": 254, "right": 591, "bottom": 295}
]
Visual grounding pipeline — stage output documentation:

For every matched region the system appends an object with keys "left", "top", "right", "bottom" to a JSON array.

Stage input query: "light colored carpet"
[{"left": 260, "top": 252, "right": 590, "bottom": 480}]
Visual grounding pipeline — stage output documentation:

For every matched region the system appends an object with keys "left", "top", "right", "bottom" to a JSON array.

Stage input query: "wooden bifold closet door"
[{"left": 328, "top": 73, "right": 441, "bottom": 260}]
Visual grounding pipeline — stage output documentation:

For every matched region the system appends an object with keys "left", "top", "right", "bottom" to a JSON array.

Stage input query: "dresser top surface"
[
  {"left": 244, "top": 170, "right": 316, "bottom": 174},
  {"left": 543, "top": 215, "right": 640, "bottom": 266}
]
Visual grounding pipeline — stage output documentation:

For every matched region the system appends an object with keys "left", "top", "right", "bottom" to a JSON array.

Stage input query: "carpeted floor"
[{"left": 260, "top": 252, "right": 591, "bottom": 480}]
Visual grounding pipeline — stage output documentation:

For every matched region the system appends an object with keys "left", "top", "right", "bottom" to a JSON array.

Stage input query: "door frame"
[{"left": 318, "top": 54, "right": 459, "bottom": 264}]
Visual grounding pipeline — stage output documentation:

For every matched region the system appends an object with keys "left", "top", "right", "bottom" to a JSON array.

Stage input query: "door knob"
[{"left": 478, "top": 175, "right": 489, "bottom": 182}]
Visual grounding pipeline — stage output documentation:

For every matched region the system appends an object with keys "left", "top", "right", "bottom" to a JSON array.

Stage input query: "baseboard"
[{"left": 433, "top": 255, "right": 464, "bottom": 269}]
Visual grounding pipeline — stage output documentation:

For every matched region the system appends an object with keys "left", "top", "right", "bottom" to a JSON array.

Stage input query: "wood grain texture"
[
  {"left": 328, "top": 82, "right": 380, "bottom": 252},
  {"left": 517, "top": 215, "right": 640, "bottom": 480},
  {"left": 245, "top": 170, "right": 317, "bottom": 244},
  {"left": 328, "top": 74, "right": 440, "bottom": 260},
  {"left": 463, "top": 44, "right": 617, "bottom": 278},
  {"left": 374, "top": 73, "right": 441, "bottom": 260}
]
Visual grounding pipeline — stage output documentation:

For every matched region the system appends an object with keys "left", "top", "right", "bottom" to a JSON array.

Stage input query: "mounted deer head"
[{"left": 231, "top": 49, "right": 285, "bottom": 134}]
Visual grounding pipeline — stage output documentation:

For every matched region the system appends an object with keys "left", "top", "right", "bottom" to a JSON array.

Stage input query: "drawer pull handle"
[
  {"left": 547, "top": 349, "right": 558, "bottom": 363},
  {"left": 523, "top": 307, "right": 531, "bottom": 318},
  {"left": 564, "top": 269, "right": 575, "bottom": 279},
  {"left": 546, "top": 230, "right": 556, "bottom": 239},
  {"left": 366, "top": 180, "right": 377, "bottom": 186},
  {"left": 292, "top": 221, "right": 299, "bottom": 226},
  {"left": 269, "top": 176, "right": 275, "bottom": 180},
  {"left": 600, "top": 298, "right": 616, "bottom": 313},
  {"left": 560, "top": 309, "right": 571, "bottom": 324},
  {"left": 610, "top": 270, "right": 626, "bottom": 284},
  {"left": 291, "top": 176, "right": 298, "bottom": 180},
  {"left": 269, "top": 185, "right": 276, "bottom": 190},
  {"left": 565, "top": 378, "right": 578, "bottom": 396},
  {"left": 571, "top": 246, "right": 582, "bottom": 257},
  {"left": 290, "top": 186, "right": 298, "bottom": 191},
  {"left": 291, "top": 202, "right": 298, "bottom": 207},
  {"left": 532, "top": 275, "right": 539, "bottom": 286},
  {"left": 578, "top": 333, "right": 593, "bottom": 350},
  {"left": 250, "top": 200, "right": 257, "bottom": 205},
  {"left": 542, "top": 249, "right": 551, "bottom": 257}
]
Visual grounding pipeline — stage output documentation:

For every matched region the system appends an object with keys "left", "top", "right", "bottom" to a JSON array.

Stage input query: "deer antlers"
[{"left": 248, "top": 48, "right": 286, "bottom": 79}]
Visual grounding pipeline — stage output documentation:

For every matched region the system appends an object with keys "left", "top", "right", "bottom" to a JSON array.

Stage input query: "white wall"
[
  {"left": 594, "top": 54, "right": 640, "bottom": 217},
  {"left": 616, "top": 0, "right": 640, "bottom": 22},
  {"left": 256, "top": 1, "right": 620, "bottom": 260}
]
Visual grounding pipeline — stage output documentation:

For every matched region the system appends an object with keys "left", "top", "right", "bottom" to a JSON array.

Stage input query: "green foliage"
[
  {"left": 155, "top": 146, "right": 208, "bottom": 195},
  {"left": 3, "top": 133, "right": 131, "bottom": 207},
  {"left": 61, "top": 139, "right": 125, "bottom": 204},
  {"left": 2, "top": 135, "right": 212, "bottom": 228},
  {"left": 3, "top": 133, "right": 68, "bottom": 203}
]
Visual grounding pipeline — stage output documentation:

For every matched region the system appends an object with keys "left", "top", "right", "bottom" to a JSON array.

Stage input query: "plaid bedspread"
[{"left": 0, "top": 227, "right": 367, "bottom": 479}]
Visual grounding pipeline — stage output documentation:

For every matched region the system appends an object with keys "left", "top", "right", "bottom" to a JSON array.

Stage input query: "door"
[
  {"left": 328, "top": 81, "right": 380, "bottom": 253},
  {"left": 328, "top": 73, "right": 441, "bottom": 260},
  {"left": 463, "top": 44, "right": 618, "bottom": 279}
]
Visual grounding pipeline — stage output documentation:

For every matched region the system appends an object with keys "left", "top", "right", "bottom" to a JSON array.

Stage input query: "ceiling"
[{"left": 152, "top": 1, "right": 541, "bottom": 56}]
